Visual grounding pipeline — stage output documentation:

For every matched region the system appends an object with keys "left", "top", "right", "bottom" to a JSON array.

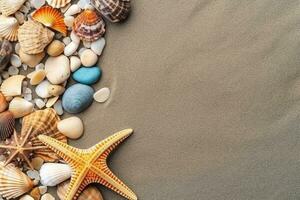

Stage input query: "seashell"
[
  {"left": 91, "top": 0, "right": 131, "bottom": 22},
  {"left": 47, "top": 85, "right": 65, "bottom": 96},
  {"left": 32, "top": 6, "right": 67, "bottom": 36},
  {"left": 70, "top": 30, "right": 80, "bottom": 44},
  {"left": 46, "top": 0, "right": 71, "bottom": 8},
  {"left": 73, "top": 9, "right": 105, "bottom": 42},
  {"left": 9, "top": 97, "right": 34, "bottom": 118},
  {"left": 20, "top": 195, "right": 35, "bottom": 200},
  {"left": 0, "top": 111, "right": 15, "bottom": 140},
  {"left": 62, "top": 84, "right": 94, "bottom": 114},
  {"left": 41, "top": 193, "right": 55, "bottom": 200},
  {"left": 0, "top": 75, "right": 25, "bottom": 97},
  {"left": 31, "top": 0, "right": 46, "bottom": 9},
  {"left": 0, "top": 0, "right": 26, "bottom": 16},
  {"left": 19, "top": 49, "right": 45, "bottom": 68},
  {"left": 57, "top": 181, "right": 104, "bottom": 200},
  {"left": 46, "top": 96, "right": 59, "bottom": 108},
  {"left": 64, "top": 4, "right": 81, "bottom": 16},
  {"left": 80, "top": 49, "right": 98, "bottom": 67},
  {"left": 0, "top": 92, "right": 8, "bottom": 113},
  {"left": 78, "top": 0, "right": 91, "bottom": 9},
  {"left": 0, "top": 40, "right": 13, "bottom": 72},
  {"left": 93, "top": 87, "right": 110, "bottom": 103},
  {"left": 73, "top": 66, "right": 101, "bottom": 85},
  {"left": 63, "top": 41, "right": 79, "bottom": 56},
  {"left": 40, "top": 163, "right": 72, "bottom": 186},
  {"left": 70, "top": 56, "right": 81, "bottom": 72},
  {"left": 0, "top": 163, "right": 34, "bottom": 199},
  {"left": 28, "top": 70, "right": 46, "bottom": 85},
  {"left": 57, "top": 116, "right": 84, "bottom": 139},
  {"left": 35, "top": 80, "right": 52, "bottom": 98},
  {"left": 30, "top": 187, "right": 41, "bottom": 200},
  {"left": 18, "top": 20, "right": 54, "bottom": 55},
  {"left": 91, "top": 37, "right": 105, "bottom": 55},
  {"left": 46, "top": 40, "right": 65, "bottom": 57},
  {"left": 0, "top": 16, "right": 19, "bottom": 42},
  {"left": 45, "top": 55, "right": 70, "bottom": 84}
]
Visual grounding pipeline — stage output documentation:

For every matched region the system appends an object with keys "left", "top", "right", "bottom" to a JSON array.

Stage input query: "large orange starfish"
[{"left": 38, "top": 129, "right": 137, "bottom": 200}]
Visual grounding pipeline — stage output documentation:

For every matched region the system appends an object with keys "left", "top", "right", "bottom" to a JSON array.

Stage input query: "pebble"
[
  {"left": 63, "top": 37, "right": 72, "bottom": 45},
  {"left": 73, "top": 66, "right": 101, "bottom": 85},
  {"left": 41, "top": 193, "right": 55, "bottom": 200},
  {"left": 78, "top": 0, "right": 91, "bottom": 9},
  {"left": 23, "top": 93, "right": 32, "bottom": 101},
  {"left": 27, "top": 170, "right": 40, "bottom": 180},
  {"left": 80, "top": 49, "right": 98, "bottom": 67},
  {"left": 45, "top": 55, "right": 70, "bottom": 85},
  {"left": 64, "top": 41, "right": 79, "bottom": 56},
  {"left": 8, "top": 66, "right": 19, "bottom": 75},
  {"left": 54, "top": 100, "right": 64, "bottom": 115},
  {"left": 15, "top": 43, "right": 20, "bottom": 55},
  {"left": 65, "top": 4, "right": 81, "bottom": 16},
  {"left": 34, "top": 98, "right": 46, "bottom": 109},
  {"left": 70, "top": 31, "right": 80, "bottom": 44},
  {"left": 78, "top": 47, "right": 87, "bottom": 56},
  {"left": 91, "top": 38, "right": 106, "bottom": 55},
  {"left": 64, "top": 16, "right": 74, "bottom": 28},
  {"left": 48, "top": 85, "right": 65, "bottom": 96},
  {"left": 57, "top": 116, "right": 84, "bottom": 139},
  {"left": 39, "top": 186, "right": 47, "bottom": 195},
  {"left": 70, "top": 56, "right": 81, "bottom": 72},
  {"left": 30, "top": 0, "right": 45, "bottom": 9},
  {"left": 15, "top": 11, "right": 25, "bottom": 24},
  {"left": 83, "top": 40, "right": 91, "bottom": 48},
  {"left": 10, "top": 54, "right": 22, "bottom": 67},
  {"left": 31, "top": 157, "right": 44, "bottom": 170},
  {"left": 93, "top": 87, "right": 111, "bottom": 103},
  {"left": 36, "top": 80, "right": 52, "bottom": 98},
  {"left": 47, "top": 40, "right": 65, "bottom": 57},
  {"left": 20, "top": 195, "right": 34, "bottom": 200}
]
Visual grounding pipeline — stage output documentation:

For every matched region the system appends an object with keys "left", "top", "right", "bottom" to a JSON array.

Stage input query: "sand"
[{"left": 64, "top": 0, "right": 300, "bottom": 199}]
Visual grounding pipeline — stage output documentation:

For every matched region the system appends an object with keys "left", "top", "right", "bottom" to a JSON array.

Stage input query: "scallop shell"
[
  {"left": 73, "top": 9, "right": 105, "bottom": 42},
  {"left": 18, "top": 20, "right": 54, "bottom": 54},
  {"left": 91, "top": 0, "right": 130, "bottom": 22},
  {"left": 0, "top": 111, "right": 15, "bottom": 140},
  {"left": 20, "top": 108, "right": 67, "bottom": 162},
  {"left": 40, "top": 163, "right": 72, "bottom": 186},
  {"left": 46, "top": 0, "right": 71, "bottom": 8},
  {"left": 0, "top": 16, "right": 19, "bottom": 41},
  {"left": 0, "top": 40, "right": 13, "bottom": 72},
  {"left": 0, "top": 75, "right": 25, "bottom": 97},
  {"left": 0, "top": 163, "right": 34, "bottom": 200},
  {"left": 32, "top": 6, "right": 67, "bottom": 36},
  {"left": 8, "top": 97, "right": 34, "bottom": 118},
  {"left": 0, "top": 0, "right": 26, "bottom": 16}
]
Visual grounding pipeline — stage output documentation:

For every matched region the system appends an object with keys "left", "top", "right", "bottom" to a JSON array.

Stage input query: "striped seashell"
[
  {"left": 0, "top": 163, "right": 34, "bottom": 200},
  {"left": 18, "top": 20, "right": 54, "bottom": 54},
  {"left": 46, "top": 0, "right": 71, "bottom": 8},
  {"left": 0, "top": 75, "right": 25, "bottom": 97},
  {"left": 0, "top": 111, "right": 15, "bottom": 140},
  {"left": 73, "top": 9, "right": 105, "bottom": 42},
  {"left": 0, "top": 16, "right": 19, "bottom": 41},
  {"left": 40, "top": 163, "right": 72, "bottom": 186},
  {"left": 91, "top": 0, "right": 131, "bottom": 22},
  {"left": 0, "top": 40, "right": 13, "bottom": 72},
  {"left": 0, "top": 0, "right": 26, "bottom": 16}
]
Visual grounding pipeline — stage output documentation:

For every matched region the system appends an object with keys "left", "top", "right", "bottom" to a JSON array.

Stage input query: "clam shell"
[
  {"left": 8, "top": 97, "right": 34, "bottom": 118},
  {"left": 46, "top": 96, "right": 59, "bottom": 108},
  {"left": 32, "top": 6, "right": 67, "bottom": 36},
  {"left": 28, "top": 70, "right": 46, "bottom": 85},
  {"left": 45, "top": 55, "right": 70, "bottom": 84},
  {"left": 0, "top": 16, "right": 19, "bottom": 42},
  {"left": 0, "top": 92, "right": 8, "bottom": 113},
  {"left": 21, "top": 108, "right": 67, "bottom": 162},
  {"left": 0, "top": 163, "right": 34, "bottom": 200},
  {"left": 0, "top": 75, "right": 25, "bottom": 97},
  {"left": 0, "top": 0, "right": 26, "bottom": 16},
  {"left": 40, "top": 163, "right": 72, "bottom": 187},
  {"left": 46, "top": 0, "right": 71, "bottom": 8},
  {"left": 18, "top": 20, "right": 54, "bottom": 55},
  {"left": 91, "top": 0, "right": 130, "bottom": 22},
  {"left": 0, "top": 111, "right": 15, "bottom": 140},
  {"left": 73, "top": 9, "right": 105, "bottom": 42},
  {"left": 19, "top": 49, "right": 45, "bottom": 68},
  {"left": 0, "top": 40, "right": 13, "bottom": 72}
]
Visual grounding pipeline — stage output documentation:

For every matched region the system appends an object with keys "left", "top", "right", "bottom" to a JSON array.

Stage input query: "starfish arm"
[
  {"left": 64, "top": 170, "right": 89, "bottom": 200},
  {"left": 0, "top": 145, "right": 18, "bottom": 150},
  {"left": 4, "top": 150, "right": 19, "bottom": 166},
  {"left": 21, "top": 152, "right": 34, "bottom": 169}
]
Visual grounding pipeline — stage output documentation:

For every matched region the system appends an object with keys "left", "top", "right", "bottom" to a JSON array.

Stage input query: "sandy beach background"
[{"left": 65, "top": 0, "right": 300, "bottom": 199}]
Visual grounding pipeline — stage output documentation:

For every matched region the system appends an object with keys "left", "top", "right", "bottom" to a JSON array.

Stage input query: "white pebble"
[
  {"left": 54, "top": 100, "right": 63, "bottom": 115},
  {"left": 10, "top": 54, "right": 22, "bottom": 67},
  {"left": 39, "top": 186, "right": 47, "bottom": 195},
  {"left": 64, "top": 41, "right": 79, "bottom": 56},
  {"left": 78, "top": 47, "right": 87, "bottom": 57},
  {"left": 35, "top": 63, "right": 45, "bottom": 70},
  {"left": 22, "top": 64, "right": 28, "bottom": 71},
  {"left": 78, "top": 0, "right": 90, "bottom": 9},
  {"left": 93, "top": 87, "right": 110, "bottom": 103},
  {"left": 62, "top": 37, "right": 72, "bottom": 45},
  {"left": 70, "top": 56, "right": 81, "bottom": 72},
  {"left": 64, "top": 4, "right": 81, "bottom": 16},
  {"left": 23, "top": 93, "right": 32, "bottom": 101},
  {"left": 41, "top": 193, "right": 55, "bottom": 200},
  {"left": 30, "top": 0, "right": 45, "bottom": 9},
  {"left": 35, "top": 98, "right": 45, "bottom": 109},
  {"left": 80, "top": 49, "right": 98, "bottom": 67},
  {"left": 2, "top": 71, "right": 9, "bottom": 79},
  {"left": 91, "top": 37, "right": 106, "bottom": 56},
  {"left": 27, "top": 170, "right": 40, "bottom": 180},
  {"left": 8, "top": 66, "right": 19, "bottom": 75},
  {"left": 83, "top": 40, "right": 91, "bottom": 48},
  {"left": 64, "top": 16, "right": 74, "bottom": 28},
  {"left": 70, "top": 31, "right": 80, "bottom": 44}
]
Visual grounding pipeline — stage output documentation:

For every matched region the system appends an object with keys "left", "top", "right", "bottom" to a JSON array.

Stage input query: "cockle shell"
[
  {"left": 91, "top": 0, "right": 131, "bottom": 22},
  {"left": 0, "top": 163, "right": 34, "bottom": 200},
  {"left": 46, "top": 0, "right": 71, "bottom": 8},
  {"left": 0, "top": 40, "right": 13, "bottom": 72},
  {"left": 0, "top": 92, "right": 8, "bottom": 113},
  {"left": 0, "top": 111, "right": 15, "bottom": 140},
  {"left": 32, "top": 6, "right": 67, "bottom": 36},
  {"left": 18, "top": 20, "right": 54, "bottom": 54},
  {"left": 40, "top": 163, "right": 72, "bottom": 186},
  {"left": 0, "top": 0, "right": 26, "bottom": 16},
  {"left": 8, "top": 97, "right": 34, "bottom": 118},
  {"left": 0, "top": 75, "right": 25, "bottom": 97},
  {"left": 0, "top": 16, "right": 19, "bottom": 42},
  {"left": 73, "top": 9, "right": 105, "bottom": 42},
  {"left": 20, "top": 108, "right": 67, "bottom": 162}
]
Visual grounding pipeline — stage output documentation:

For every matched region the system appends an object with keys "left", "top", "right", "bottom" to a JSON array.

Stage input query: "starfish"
[{"left": 38, "top": 129, "right": 137, "bottom": 200}]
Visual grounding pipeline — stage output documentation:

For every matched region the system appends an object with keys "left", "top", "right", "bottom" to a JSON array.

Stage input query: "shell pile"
[{"left": 0, "top": 0, "right": 131, "bottom": 199}]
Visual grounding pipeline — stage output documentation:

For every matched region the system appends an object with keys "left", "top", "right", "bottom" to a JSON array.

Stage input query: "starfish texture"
[{"left": 38, "top": 129, "right": 137, "bottom": 200}]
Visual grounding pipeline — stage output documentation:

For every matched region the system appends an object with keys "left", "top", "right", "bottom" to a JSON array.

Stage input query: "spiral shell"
[
  {"left": 40, "top": 163, "right": 72, "bottom": 186},
  {"left": 0, "top": 111, "right": 14, "bottom": 140},
  {"left": 91, "top": 0, "right": 131, "bottom": 22},
  {"left": 0, "top": 0, "right": 26, "bottom": 16},
  {"left": 18, "top": 20, "right": 54, "bottom": 54},
  {"left": 0, "top": 16, "right": 19, "bottom": 41},
  {"left": 46, "top": 0, "right": 71, "bottom": 8},
  {"left": 73, "top": 9, "right": 105, "bottom": 42},
  {"left": 0, "top": 40, "right": 13, "bottom": 72}
]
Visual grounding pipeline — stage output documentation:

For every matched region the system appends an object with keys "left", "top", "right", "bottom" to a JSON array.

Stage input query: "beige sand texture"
[{"left": 66, "top": 0, "right": 300, "bottom": 199}]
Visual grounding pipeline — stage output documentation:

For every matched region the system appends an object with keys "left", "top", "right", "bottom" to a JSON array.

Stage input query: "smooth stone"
[
  {"left": 70, "top": 56, "right": 81, "bottom": 72},
  {"left": 80, "top": 49, "right": 98, "bottom": 67},
  {"left": 54, "top": 100, "right": 63, "bottom": 115},
  {"left": 36, "top": 80, "right": 52, "bottom": 98},
  {"left": 47, "top": 85, "right": 65, "bottom": 96},
  {"left": 47, "top": 40, "right": 65, "bottom": 57},
  {"left": 78, "top": 0, "right": 90, "bottom": 9},
  {"left": 64, "top": 16, "right": 74, "bottom": 28},
  {"left": 64, "top": 4, "right": 81, "bottom": 16},
  {"left": 64, "top": 41, "right": 79, "bottom": 56},
  {"left": 62, "top": 84, "right": 94, "bottom": 114},
  {"left": 72, "top": 66, "right": 101, "bottom": 85},
  {"left": 41, "top": 193, "right": 55, "bottom": 200},
  {"left": 45, "top": 55, "right": 70, "bottom": 85},
  {"left": 93, "top": 87, "right": 110, "bottom": 103},
  {"left": 70, "top": 31, "right": 80, "bottom": 44},
  {"left": 10, "top": 54, "right": 22, "bottom": 67},
  {"left": 57, "top": 116, "right": 84, "bottom": 139},
  {"left": 91, "top": 38, "right": 105, "bottom": 56},
  {"left": 31, "top": 0, "right": 45, "bottom": 9}
]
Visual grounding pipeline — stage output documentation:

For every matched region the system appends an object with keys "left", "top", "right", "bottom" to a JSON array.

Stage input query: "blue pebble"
[
  {"left": 62, "top": 84, "right": 94, "bottom": 114},
  {"left": 72, "top": 66, "right": 102, "bottom": 85}
]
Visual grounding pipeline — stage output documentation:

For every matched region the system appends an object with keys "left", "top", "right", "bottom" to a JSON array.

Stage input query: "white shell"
[
  {"left": 64, "top": 4, "right": 81, "bottom": 16},
  {"left": 46, "top": 96, "right": 59, "bottom": 108},
  {"left": 91, "top": 38, "right": 105, "bottom": 56},
  {"left": 40, "top": 163, "right": 72, "bottom": 187},
  {"left": 45, "top": 55, "right": 70, "bottom": 84},
  {"left": 9, "top": 97, "right": 34, "bottom": 118},
  {"left": 0, "top": 16, "right": 19, "bottom": 41},
  {"left": 93, "top": 87, "right": 110, "bottom": 103},
  {"left": 57, "top": 116, "right": 84, "bottom": 139},
  {"left": 0, "top": 0, "right": 26, "bottom": 16},
  {"left": 35, "top": 80, "right": 52, "bottom": 98},
  {"left": 80, "top": 49, "right": 98, "bottom": 67},
  {"left": 70, "top": 56, "right": 81, "bottom": 72},
  {"left": 78, "top": 0, "right": 90, "bottom": 9},
  {"left": 46, "top": 0, "right": 71, "bottom": 8},
  {"left": 64, "top": 41, "right": 79, "bottom": 56},
  {"left": 0, "top": 75, "right": 25, "bottom": 97}
]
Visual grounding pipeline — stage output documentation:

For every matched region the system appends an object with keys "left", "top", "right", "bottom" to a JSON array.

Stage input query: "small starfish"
[{"left": 38, "top": 129, "right": 137, "bottom": 200}]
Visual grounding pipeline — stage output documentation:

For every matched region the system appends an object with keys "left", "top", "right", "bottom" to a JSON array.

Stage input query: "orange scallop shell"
[
  {"left": 73, "top": 9, "right": 105, "bottom": 42},
  {"left": 32, "top": 6, "right": 67, "bottom": 36}
]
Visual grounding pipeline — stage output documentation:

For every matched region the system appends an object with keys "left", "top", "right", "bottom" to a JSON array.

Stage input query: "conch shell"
[
  {"left": 73, "top": 9, "right": 105, "bottom": 42},
  {"left": 0, "top": 40, "right": 13, "bottom": 72},
  {"left": 0, "top": 163, "right": 34, "bottom": 199},
  {"left": 0, "top": 0, "right": 26, "bottom": 16},
  {"left": 18, "top": 20, "right": 54, "bottom": 54},
  {"left": 0, "top": 75, "right": 25, "bottom": 97},
  {"left": 91, "top": 0, "right": 131, "bottom": 22},
  {"left": 0, "top": 16, "right": 19, "bottom": 41},
  {"left": 46, "top": 0, "right": 71, "bottom": 8}
]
